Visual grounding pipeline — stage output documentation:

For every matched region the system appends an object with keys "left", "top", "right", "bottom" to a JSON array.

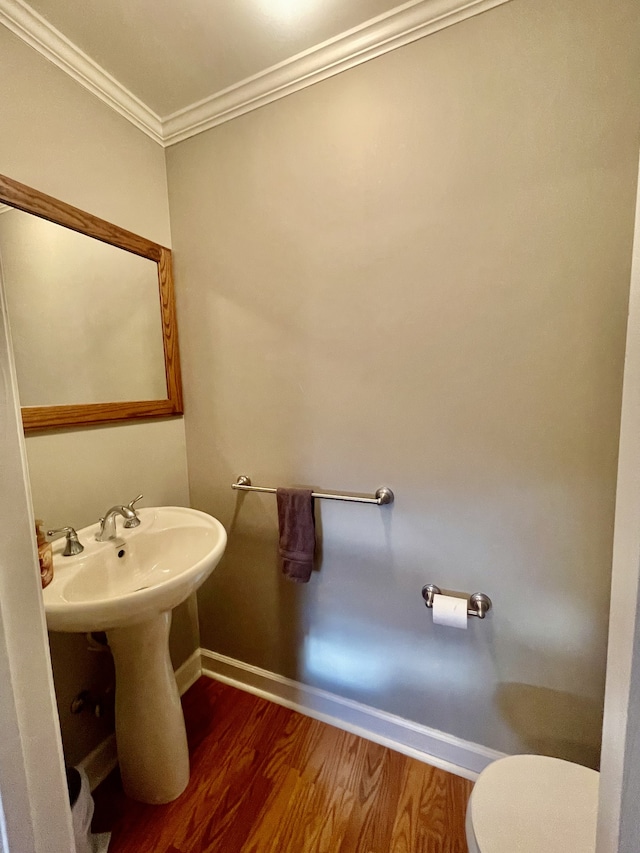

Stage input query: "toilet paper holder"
[{"left": 421, "top": 585, "right": 492, "bottom": 619}]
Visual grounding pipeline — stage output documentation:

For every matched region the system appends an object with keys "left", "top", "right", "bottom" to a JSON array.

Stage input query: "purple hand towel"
[{"left": 276, "top": 488, "right": 315, "bottom": 583}]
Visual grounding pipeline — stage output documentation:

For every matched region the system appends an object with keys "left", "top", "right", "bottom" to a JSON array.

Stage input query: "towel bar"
[{"left": 231, "top": 475, "right": 394, "bottom": 505}]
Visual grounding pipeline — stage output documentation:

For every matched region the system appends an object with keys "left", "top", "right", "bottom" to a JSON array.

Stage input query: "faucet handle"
[
  {"left": 47, "top": 526, "right": 84, "bottom": 557},
  {"left": 127, "top": 494, "right": 144, "bottom": 510},
  {"left": 123, "top": 494, "right": 144, "bottom": 528}
]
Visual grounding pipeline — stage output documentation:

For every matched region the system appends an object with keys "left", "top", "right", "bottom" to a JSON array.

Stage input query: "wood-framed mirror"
[{"left": 0, "top": 174, "right": 183, "bottom": 432}]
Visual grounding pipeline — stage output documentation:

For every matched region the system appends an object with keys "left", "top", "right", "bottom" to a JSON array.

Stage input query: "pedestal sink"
[{"left": 43, "top": 506, "right": 227, "bottom": 804}]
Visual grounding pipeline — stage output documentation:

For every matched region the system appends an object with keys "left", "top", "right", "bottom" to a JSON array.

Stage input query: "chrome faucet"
[{"left": 96, "top": 494, "right": 143, "bottom": 541}]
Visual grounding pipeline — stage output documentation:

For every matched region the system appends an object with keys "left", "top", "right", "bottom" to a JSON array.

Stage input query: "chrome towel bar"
[{"left": 231, "top": 475, "right": 394, "bottom": 505}]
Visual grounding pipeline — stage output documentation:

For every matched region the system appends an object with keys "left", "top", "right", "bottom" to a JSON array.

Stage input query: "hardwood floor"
[{"left": 92, "top": 677, "right": 472, "bottom": 852}]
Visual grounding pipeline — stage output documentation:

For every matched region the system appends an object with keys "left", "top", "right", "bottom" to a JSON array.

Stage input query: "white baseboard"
[
  {"left": 175, "top": 647, "right": 203, "bottom": 695},
  {"left": 77, "top": 734, "right": 118, "bottom": 793},
  {"left": 80, "top": 645, "right": 504, "bottom": 790},
  {"left": 200, "top": 648, "right": 505, "bottom": 781},
  {"left": 79, "top": 648, "right": 204, "bottom": 791}
]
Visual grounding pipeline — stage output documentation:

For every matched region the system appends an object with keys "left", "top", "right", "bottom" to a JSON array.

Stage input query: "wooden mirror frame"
[{"left": 0, "top": 174, "right": 183, "bottom": 432}]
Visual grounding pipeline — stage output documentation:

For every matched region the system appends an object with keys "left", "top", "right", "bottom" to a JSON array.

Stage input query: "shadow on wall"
[
  {"left": 48, "top": 632, "right": 116, "bottom": 767},
  {"left": 495, "top": 682, "right": 603, "bottom": 769},
  {"left": 196, "top": 487, "right": 305, "bottom": 677}
]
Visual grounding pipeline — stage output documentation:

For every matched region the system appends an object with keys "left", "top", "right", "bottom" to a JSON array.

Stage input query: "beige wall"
[
  {"left": 167, "top": 0, "right": 640, "bottom": 765},
  {"left": 0, "top": 28, "right": 192, "bottom": 765}
]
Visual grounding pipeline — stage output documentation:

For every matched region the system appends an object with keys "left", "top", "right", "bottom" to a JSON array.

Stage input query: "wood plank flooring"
[{"left": 92, "top": 677, "right": 472, "bottom": 852}]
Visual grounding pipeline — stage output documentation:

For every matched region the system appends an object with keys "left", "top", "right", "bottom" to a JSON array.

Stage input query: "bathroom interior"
[{"left": 1, "top": 0, "right": 640, "bottom": 850}]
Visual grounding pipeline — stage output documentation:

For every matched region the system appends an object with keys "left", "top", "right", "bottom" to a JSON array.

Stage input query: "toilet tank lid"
[{"left": 469, "top": 755, "right": 599, "bottom": 853}]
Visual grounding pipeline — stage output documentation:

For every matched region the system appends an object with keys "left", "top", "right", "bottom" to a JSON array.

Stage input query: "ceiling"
[
  {"left": 0, "top": 0, "right": 512, "bottom": 144},
  {"left": 21, "top": 0, "right": 404, "bottom": 117}
]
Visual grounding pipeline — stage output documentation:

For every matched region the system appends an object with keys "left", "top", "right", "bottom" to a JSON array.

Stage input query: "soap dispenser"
[{"left": 35, "top": 519, "right": 53, "bottom": 588}]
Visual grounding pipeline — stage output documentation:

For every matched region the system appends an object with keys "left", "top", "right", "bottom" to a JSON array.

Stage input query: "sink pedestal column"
[{"left": 107, "top": 611, "right": 189, "bottom": 803}]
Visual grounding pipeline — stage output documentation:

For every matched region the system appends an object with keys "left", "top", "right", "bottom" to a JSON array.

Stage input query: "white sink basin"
[
  {"left": 42, "top": 505, "right": 227, "bottom": 805},
  {"left": 43, "top": 506, "right": 226, "bottom": 632}
]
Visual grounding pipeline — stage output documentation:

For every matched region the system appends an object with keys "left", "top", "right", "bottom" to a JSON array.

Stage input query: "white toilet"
[{"left": 465, "top": 754, "right": 599, "bottom": 853}]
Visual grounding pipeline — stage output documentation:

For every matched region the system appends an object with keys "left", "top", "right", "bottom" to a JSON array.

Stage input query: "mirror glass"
[{"left": 0, "top": 207, "right": 168, "bottom": 406}]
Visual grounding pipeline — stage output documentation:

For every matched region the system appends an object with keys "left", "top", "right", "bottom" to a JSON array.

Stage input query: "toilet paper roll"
[{"left": 432, "top": 594, "right": 468, "bottom": 629}]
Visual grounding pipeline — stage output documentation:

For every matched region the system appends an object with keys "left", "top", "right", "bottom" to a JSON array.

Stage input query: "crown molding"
[
  {"left": 1, "top": 0, "right": 512, "bottom": 148},
  {"left": 0, "top": 0, "right": 163, "bottom": 144},
  {"left": 161, "top": 0, "right": 512, "bottom": 146}
]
